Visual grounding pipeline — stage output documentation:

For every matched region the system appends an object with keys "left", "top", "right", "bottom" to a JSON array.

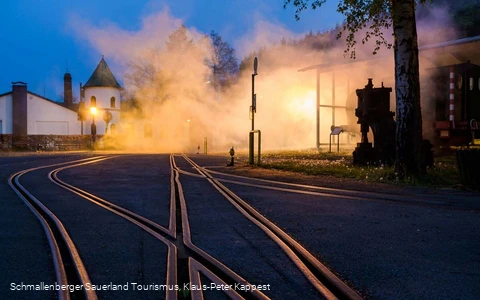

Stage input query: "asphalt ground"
[
  {"left": 20, "top": 161, "right": 168, "bottom": 300},
  {"left": 58, "top": 154, "right": 172, "bottom": 228},
  {"left": 0, "top": 153, "right": 95, "bottom": 299},
  {"left": 186, "top": 154, "right": 480, "bottom": 299},
  {"left": 2, "top": 152, "right": 479, "bottom": 299},
  {"left": 1, "top": 153, "right": 169, "bottom": 300},
  {"left": 179, "top": 171, "right": 320, "bottom": 299}
]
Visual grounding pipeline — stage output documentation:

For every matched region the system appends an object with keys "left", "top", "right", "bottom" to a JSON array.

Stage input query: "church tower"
[{"left": 83, "top": 56, "right": 122, "bottom": 135}]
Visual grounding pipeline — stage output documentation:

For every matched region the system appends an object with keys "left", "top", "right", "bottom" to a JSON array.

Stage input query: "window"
[
  {"left": 478, "top": 78, "right": 480, "bottom": 91},
  {"left": 91, "top": 96, "right": 96, "bottom": 107},
  {"left": 470, "top": 77, "right": 474, "bottom": 91},
  {"left": 456, "top": 75, "right": 463, "bottom": 90},
  {"left": 110, "top": 97, "right": 116, "bottom": 108}
]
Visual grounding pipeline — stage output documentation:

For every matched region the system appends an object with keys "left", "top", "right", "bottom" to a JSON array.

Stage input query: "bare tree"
[
  {"left": 166, "top": 24, "right": 194, "bottom": 53},
  {"left": 205, "top": 31, "right": 239, "bottom": 91}
]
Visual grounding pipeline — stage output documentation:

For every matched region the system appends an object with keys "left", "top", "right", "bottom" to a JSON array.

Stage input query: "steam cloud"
[{"left": 68, "top": 3, "right": 458, "bottom": 152}]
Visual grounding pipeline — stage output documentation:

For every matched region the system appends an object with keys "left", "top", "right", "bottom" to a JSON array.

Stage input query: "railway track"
[
  {"left": 8, "top": 156, "right": 104, "bottom": 300},
  {"left": 12, "top": 153, "right": 368, "bottom": 299},
  {"left": 178, "top": 154, "right": 363, "bottom": 300},
  {"left": 180, "top": 161, "right": 480, "bottom": 212},
  {"left": 8, "top": 153, "right": 479, "bottom": 299},
  {"left": 50, "top": 155, "right": 269, "bottom": 300}
]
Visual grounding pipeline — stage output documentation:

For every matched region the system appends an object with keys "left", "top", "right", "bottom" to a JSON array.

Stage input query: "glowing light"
[
  {"left": 290, "top": 90, "right": 316, "bottom": 117},
  {"left": 90, "top": 107, "right": 97, "bottom": 115},
  {"left": 187, "top": 119, "right": 190, "bottom": 122},
  {"left": 302, "top": 98, "right": 315, "bottom": 112}
]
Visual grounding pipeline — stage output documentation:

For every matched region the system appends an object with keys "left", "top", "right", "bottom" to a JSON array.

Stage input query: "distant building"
[
  {"left": 0, "top": 81, "right": 80, "bottom": 135},
  {"left": 0, "top": 57, "right": 121, "bottom": 136}
]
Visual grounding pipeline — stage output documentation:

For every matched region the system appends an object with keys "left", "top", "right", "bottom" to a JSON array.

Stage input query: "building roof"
[
  {"left": 0, "top": 90, "right": 78, "bottom": 112},
  {"left": 298, "top": 35, "right": 480, "bottom": 72},
  {"left": 84, "top": 57, "right": 122, "bottom": 89}
]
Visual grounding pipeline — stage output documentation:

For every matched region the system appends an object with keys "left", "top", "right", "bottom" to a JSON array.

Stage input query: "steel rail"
[
  {"left": 50, "top": 155, "right": 268, "bottom": 300},
  {"left": 171, "top": 154, "right": 269, "bottom": 300},
  {"left": 189, "top": 258, "right": 243, "bottom": 300},
  {"left": 8, "top": 156, "right": 104, "bottom": 300},
  {"left": 181, "top": 154, "right": 363, "bottom": 300},
  {"left": 186, "top": 167, "right": 480, "bottom": 212},
  {"left": 49, "top": 158, "right": 177, "bottom": 300},
  {"left": 201, "top": 168, "right": 466, "bottom": 203}
]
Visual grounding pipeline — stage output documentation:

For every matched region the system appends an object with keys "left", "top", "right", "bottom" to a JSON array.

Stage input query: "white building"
[
  {"left": 0, "top": 57, "right": 122, "bottom": 136},
  {"left": 0, "top": 82, "right": 80, "bottom": 135}
]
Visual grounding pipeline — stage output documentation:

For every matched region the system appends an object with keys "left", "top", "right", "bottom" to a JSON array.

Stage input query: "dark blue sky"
[{"left": 0, "top": 0, "right": 342, "bottom": 100}]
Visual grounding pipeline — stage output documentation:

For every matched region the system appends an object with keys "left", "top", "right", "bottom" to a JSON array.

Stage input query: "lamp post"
[
  {"left": 90, "top": 106, "right": 97, "bottom": 144},
  {"left": 251, "top": 57, "right": 258, "bottom": 130},
  {"left": 249, "top": 57, "right": 258, "bottom": 165}
]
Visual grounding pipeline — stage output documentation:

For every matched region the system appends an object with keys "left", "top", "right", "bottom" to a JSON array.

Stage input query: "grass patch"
[{"left": 234, "top": 149, "right": 460, "bottom": 188}]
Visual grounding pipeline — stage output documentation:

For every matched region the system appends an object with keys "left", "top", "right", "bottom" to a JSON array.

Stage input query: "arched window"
[
  {"left": 91, "top": 96, "right": 97, "bottom": 107},
  {"left": 470, "top": 77, "right": 474, "bottom": 91},
  {"left": 110, "top": 97, "right": 116, "bottom": 108}
]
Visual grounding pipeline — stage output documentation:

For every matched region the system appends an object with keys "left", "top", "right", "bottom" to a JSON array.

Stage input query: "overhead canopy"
[
  {"left": 299, "top": 35, "right": 480, "bottom": 72},
  {"left": 419, "top": 35, "right": 480, "bottom": 67}
]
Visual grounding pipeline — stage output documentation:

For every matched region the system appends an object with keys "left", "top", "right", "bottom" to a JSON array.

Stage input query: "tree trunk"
[{"left": 392, "top": 0, "right": 424, "bottom": 177}]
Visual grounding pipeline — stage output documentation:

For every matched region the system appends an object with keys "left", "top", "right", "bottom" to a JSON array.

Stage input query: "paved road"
[{"left": 1, "top": 153, "right": 479, "bottom": 299}]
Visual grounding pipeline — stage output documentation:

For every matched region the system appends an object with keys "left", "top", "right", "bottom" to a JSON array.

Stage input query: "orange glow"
[
  {"left": 90, "top": 107, "right": 97, "bottom": 115},
  {"left": 288, "top": 90, "right": 316, "bottom": 117}
]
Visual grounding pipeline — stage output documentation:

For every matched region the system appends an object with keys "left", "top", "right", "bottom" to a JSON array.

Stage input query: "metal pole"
[
  {"left": 332, "top": 71, "right": 336, "bottom": 146},
  {"left": 316, "top": 69, "right": 320, "bottom": 152},
  {"left": 91, "top": 115, "right": 96, "bottom": 144},
  {"left": 257, "top": 130, "right": 261, "bottom": 165},
  {"left": 332, "top": 71, "right": 336, "bottom": 126},
  {"left": 249, "top": 57, "right": 258, "bottom": 165},
  {"left": 252, "top": 74, "right": 255, "bottom": 131},
  {"left": 204, "top": 136, "right": 207, "bottom": 154}
]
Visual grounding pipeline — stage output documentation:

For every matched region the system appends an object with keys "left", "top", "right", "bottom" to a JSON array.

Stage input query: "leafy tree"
[
  {"left": 205, "top": 31, "right": 239, "bottom": 91},
  {"left": 284, "top": 0, "right": 432, "bottom": 177},
  {"left": 454, "top": 3, "right": 480, "bottom": 37}
]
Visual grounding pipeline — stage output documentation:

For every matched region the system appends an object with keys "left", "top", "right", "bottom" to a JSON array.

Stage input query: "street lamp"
[{"left": 90, "top": 106, "right": 97, "bottom": 143}]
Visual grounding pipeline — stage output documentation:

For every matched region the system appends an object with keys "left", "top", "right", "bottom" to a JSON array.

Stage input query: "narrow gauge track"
[
  {"left": 177, "top": 161, "right": 480, "bottom": 212},
  {"left": 50, "top": 155, "right": 269, "bottom": 300},
  {"left": 8, "top": 156, "right": 105, "bottom": 300},
  {"left": 178, "top": 154, "right": 363, "bottom": 300}
]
